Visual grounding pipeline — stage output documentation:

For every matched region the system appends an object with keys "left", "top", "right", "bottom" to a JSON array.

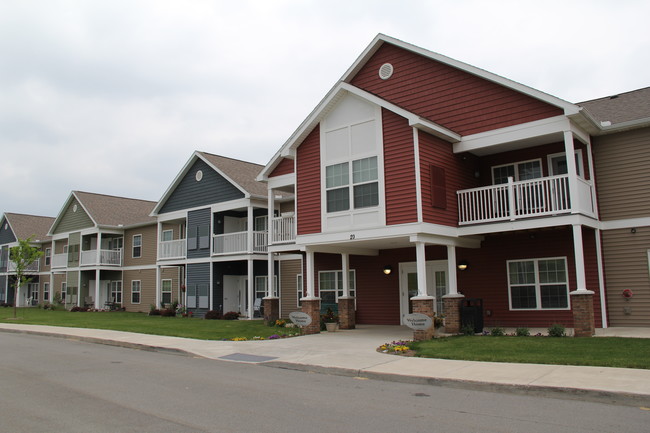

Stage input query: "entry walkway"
[{"left": 1, "top": 323, "right": 649, "bottom": 407}]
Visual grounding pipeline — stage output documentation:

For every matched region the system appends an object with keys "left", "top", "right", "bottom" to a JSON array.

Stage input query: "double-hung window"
[
  {"left": 254, "top": 276, "right": 278, "bottom": 298},
  {"left": 131, "top": 280, "right": 141, "bottom": 304},
  {"left": 318, "top": 270, "right": 356, "bottom": 306},
  {"left": 132, "top": 235, "right": 142, "bottom": 258},
  {"left": 161, "top": 279, "right": 172, "bottom": 304},
  {"left": 45, "top": 248, "right": 51, "bottom": 266},
  {"left": 326, "top": 156, "right": 378, "bottom": 212},
  {"left": 44, "top": 282, "right": 50, "bottom": 301},
  {"left": 508, "top": 257, "right": 569, "bottom": 310},
  {"left": 492, "top": 159, "right": 542, "bottom": 184}
]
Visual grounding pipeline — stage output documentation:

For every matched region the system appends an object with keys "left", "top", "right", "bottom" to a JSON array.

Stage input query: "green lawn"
[
  {"left": 0, "top": 307, "right": 300, "bottom": 340},
  {"left": 410, "top": 336, "right": 650, "bottom": 369}
]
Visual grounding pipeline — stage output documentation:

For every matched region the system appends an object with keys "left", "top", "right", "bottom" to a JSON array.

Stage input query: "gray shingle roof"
[
  {"left": 4, "top": 213, "right": 55, "bottom": 242},
  {"left": 198, "top": 152, "right": 270, "bottom": 197},
  {"left": 74, "top": 191, "right": 157, "bottom": 227},
  {"left": 578, "top": 87, "right": 650, "bottom": 125}
]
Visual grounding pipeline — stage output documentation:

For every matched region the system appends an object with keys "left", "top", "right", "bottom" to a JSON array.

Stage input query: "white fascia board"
[
  {"left": 210, "top": 198, "right": 251, "bottom": 213},
  {"left": 268, "top": 244, "right": 302, "bottom": 254},
  {"left": 94, "top": 227, "right": 126, "bottom": 235},
  {"left": 458, "top": 214, "right": 599, "bottom": 236},
  {"left": 599, "top": 117, "right": 650, "bottom": 134},
  {"left": 268, "top": 173, "right": 296, "bottom": 189},
  {"left": 210, "top": 254, "right": 268, "bottom": 263},
  {"left": 360, "top": 35, "right": 579, "bottom": 115},
  {"left": 275, "top": 253, "right": 303, "bottom": 261},
  {"left": 121, "top": 264, "right": 158, "bottom": 271},
  {"left": 600, "top": 217, "right": 650, "bottom": 230},
  {"left": 156, "top": 210, "right": 187, "bottom": 223},
  {"left": 569, "top": 122, "right": 591, "bottom": 145},
  {"left": 409, "top": 234, "right": 481, "bottom": 249},
  {"left": 151, "top": 151, "right": 200, "bottom": 216},
  {"left": 455, "top": 116, "right": 570, "bottom": 154},
  {"left": 307, "top": 245, "right": 379, "bottom": 256}
]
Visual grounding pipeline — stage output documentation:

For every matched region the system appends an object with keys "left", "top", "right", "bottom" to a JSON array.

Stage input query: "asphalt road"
[{"left": 0, "top": 332, "right": 648, "bottom": 433}]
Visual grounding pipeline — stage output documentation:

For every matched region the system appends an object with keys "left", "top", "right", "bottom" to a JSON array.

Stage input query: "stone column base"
[
  {"left": 263, "top": 297, "right": 279, "bottom": 326},
  {"left": 338, "top": 297, "right": 355, "bottom": 329},
  {"left": 442, "top": 294, "right": 465, "bottom": 334},
  {"left": 411, "top": 297, "right": 435, "bottom": 341},
  {"left": 570, "top": 290, "right": 595, "bottom": 337},
  {"left": 301, "top": 298, "right": 321, "bottom": 335}
]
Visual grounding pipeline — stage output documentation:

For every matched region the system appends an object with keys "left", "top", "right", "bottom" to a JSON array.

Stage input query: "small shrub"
[
  {"left": 160, "top": 308, "right": 176, "bottom": 317},
  {"left": 460, "top": 324, "right": 475, "bottom": 336},
  {"left": 70, "top": 306, "right": 89, "bottom": 312},
  {"left": 204, "top": 310, "right": 222, "bottom": 320},
  {"left": 515, "top": 327, "right": 530, "bottom": 337},
  {"left": 148, "top": 309, "right": 161, "bottom": 316},
  {"left": 223, "top": 311, "right": 240, "bottom": 320},
  {"left": 547, "top": 323, "right": 566, "bottom": 337},
  {"left": 490, "top": 327, "right": 505, "bottom": 336}
]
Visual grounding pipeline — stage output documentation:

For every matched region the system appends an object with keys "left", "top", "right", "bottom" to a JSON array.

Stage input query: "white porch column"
[
  {"left": 341, "top": 253, "right": 350, "bottom": 297},
  {"left": 446, "top": 245, "right": 458, "bottom": 296},
  {"left": 96, "top": 232, "right": 102, "bottom": 265},
  {"left": 414, "top": 241, "right": 428, "bottom": 298},
  {"left": 563, "top": 131, "right": 580, "bottom": 214},
  {"left": 247, "top": 205, "right": 254, "bottom": 254},
  {"left": 267, "top": 188, "right": 275, "bottom": 299},
  {"left": 247, "top": 257, "right": 254, "bottom": 319},
  {"left": 267, "top": 252, "right": 275, "bottom": 298},
  {"left": 157, "top": 221, "right": 162, "bottom": 260},
  {"left": 268, "top": 188, "right": 274, "bottom": 247},
  {"left": 77, "top": 270, "right": 82, "bottom": 307},
  {"left": 94, "top": 268, "right": 101, "bottom": 309},
  {"left": 594, "top": 228, "right": 608, "bottom": 327},
  {"left": 305, "top": 249, "right": 316, "bottom": 299},
  {"left": 155, "top": 265, "right": 161, "bottom": 308},
  {"left": 572, "top": 224, "right": 588, "bottom": 291}
]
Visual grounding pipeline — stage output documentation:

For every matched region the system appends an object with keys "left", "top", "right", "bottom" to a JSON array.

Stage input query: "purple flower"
[{"left": 269, "top": 334, "right": 280, "bottom": 339}]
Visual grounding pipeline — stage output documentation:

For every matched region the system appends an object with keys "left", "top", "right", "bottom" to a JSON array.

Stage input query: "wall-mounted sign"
[
  {"left": 289, "top": 311, "right": 312, "bottom": 327},
  {"left": 403, "top": 313, "right": 432, "bottom": 330}
]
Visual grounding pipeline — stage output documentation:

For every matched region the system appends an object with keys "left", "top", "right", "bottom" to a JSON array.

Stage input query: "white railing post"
[{"left": 507, "top": 176, "right": 516, "bottom": 220}]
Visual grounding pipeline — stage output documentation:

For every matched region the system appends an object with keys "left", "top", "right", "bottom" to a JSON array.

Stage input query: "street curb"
[
  {"left": 262, "top": 361, "right": 650, "bottom": 408},
  {"left": 0, "top": 327, "right": 193, "bottom": 357}
]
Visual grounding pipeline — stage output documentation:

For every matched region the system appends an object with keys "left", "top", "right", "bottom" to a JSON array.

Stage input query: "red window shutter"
[{"left": 430, "top": 165, "right": 447, "bottom": 209}]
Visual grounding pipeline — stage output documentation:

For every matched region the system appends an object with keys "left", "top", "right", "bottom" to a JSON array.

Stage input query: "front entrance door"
[
  {"left": 399, "top": 261, "right": 448, "bottom": 325},
  {"left": 223, "top": 275, "right": 246, "bottom": 314}
]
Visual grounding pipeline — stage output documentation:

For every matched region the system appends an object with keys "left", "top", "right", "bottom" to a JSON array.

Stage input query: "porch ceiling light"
[
  {"left": 383, "top": 265, "right": 392, "bottom": 275},
  {"left": 457, "top": 260, "right": 469, "bottom": 271}
]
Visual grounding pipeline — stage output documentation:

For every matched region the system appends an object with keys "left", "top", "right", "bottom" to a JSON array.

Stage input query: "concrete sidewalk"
[{"left": 1, "top": 323, "right": 649, "bottom": 407}]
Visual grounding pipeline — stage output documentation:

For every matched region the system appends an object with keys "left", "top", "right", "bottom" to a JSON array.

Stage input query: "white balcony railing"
[
  {"left": 212, "top": 231, "right": 268, "bottom": 255},
  {"left": 80, "top": 249, "right": 122, "bottom": 266},
  {"left": 271, "top": 215, "right": 296, "bottom": 244},
  {"left": 7, "top": 260, "right": 40, "bottom": 272},
  {"left": 159, "top": 239, "right": 187, "bottom": 260},
  {"left": 457, "top": 175, "right": 596, "bottom": 225},
  {"left": 52, "top": 253, "right": 68, "bottom": 269}
]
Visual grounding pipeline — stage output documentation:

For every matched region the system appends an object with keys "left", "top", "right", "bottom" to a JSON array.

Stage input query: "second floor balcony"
[
  {"left": 271, "top": 215, "right": 296, "bottom": 244},
  {"left": 159, "top": 239, "right": 187, "bottom": 260},
  {"left": 457, "top": 174, "right": 596, "bottom": 226},
  {"left": 212, "top": 231, "right": 268, "bottom": 255},
  {"left": 7, "top": 260, "right": 40, "bottom": 272},
  {"left": 80, "top": 249, "right": 122, "bottom": 267}
]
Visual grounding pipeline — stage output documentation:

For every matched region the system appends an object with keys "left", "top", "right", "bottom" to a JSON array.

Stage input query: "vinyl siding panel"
[
  {"left": 382, "top": 109, "right": 418, "bottom": 225},
  {"left": 52, "top": 198, "right": 94, "bottom": 234},
  {"left": 123, "top": 224, "right": 157, "bottom": 266},
  {"left": 123, "top": 269, "right": 157, "bottom": 312},
  {"left": 159, "top": 159, "right": 245, "bottom": 214},
  {"left": 593, "top": 127, "right": 650, "bottom": 220},
  {"left": 419, "top": 131, "right": 476, "bottom": 226},
  {"left": 187, "top": 262, "right": 210, "bottom": 311},
  {"left": 602, "top": 228, "right": 650, "bottom": 326},
  {"left": 296, "top": 126, "right": 321, "bottom": 235},
  {"left": 350, "top": 44, "right": 563, "bottom": 136},
  {"left": 53, "top": 274, "right": 66, "bottom": 300},
  {"left": 279, "top": 258, "right": 302, "bottom": 317},
  {"left": 0, "top": 275, "right": 7, "bottom": 302},
  {"left": 187, "top": 208, "right": 211, "bottom": 259},
  {"left": 0, "top": 220, "right": 16, "bottom": 244},
  {"left": 270, "top": 158, "right": 294, "bottom": 177}
]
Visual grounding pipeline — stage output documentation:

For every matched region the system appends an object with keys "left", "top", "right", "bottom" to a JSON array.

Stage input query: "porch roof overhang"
[{"left": 457, "top": 214, "right": 600, "bottom": 236}]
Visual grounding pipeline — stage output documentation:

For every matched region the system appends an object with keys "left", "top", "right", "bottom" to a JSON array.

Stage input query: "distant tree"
[{"left": 9, "top": 237, "right": 43, "bottom": 319}]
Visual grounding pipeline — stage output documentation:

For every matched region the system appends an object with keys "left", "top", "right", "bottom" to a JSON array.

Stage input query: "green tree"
[{"left": 9, "top": 237, "right": 43, "bottom": 319}]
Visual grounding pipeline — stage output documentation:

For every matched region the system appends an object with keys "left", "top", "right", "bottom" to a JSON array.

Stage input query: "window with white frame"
[
  {"left": 45, "top": 248, "right": 51, "bottom": 266},
  {"left": 255, "top": 275, "right": 278, "bottom": 299},
  {"left": 161, "top": 230, "right": 173, "bottom": 242},
  {"left": 61, "top": 282, "right": 67, "bottom": 302},
  {"left": 492, "top": 159, "right": 542, "bottom": 184},
  {"left": 161, "top": 279, "right": 172, "bottom": 304},
  {"left": 43, "top": 282, "right": 50, "bottom": 301},
  {"left": 131, "top": 280, "right": 141, "bottom": 304},
  {"left": 507, "top": 257, "right": 569, "bottom": 310},
  {"left": 318, "top": 270, "right": 356, "bottom": 306},
  {"left": 548, "top": 150, "right": 584, "bottom": 177},
  {"left": 297, "top": 274, "right": 303, "bottom": 307},
  {"left": 132, "top": 235, "right": 142, "bottom": 258},
  {"left": 326, "top": 157, "right": 379, "bottom": 212},
  {"left": 110, "top": 281, "right": 122, "bottom": 304},
  {"left": 28, "top": 283, "right": 38, "bottom": 303}
]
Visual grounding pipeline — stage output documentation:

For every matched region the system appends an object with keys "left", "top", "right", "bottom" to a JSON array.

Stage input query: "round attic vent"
[
  {"left": 73, "top": 204, "right": 78, "bottom": 213},
  {"left": 379, "top": 63, "right": 394, "bottom": 80},
  {"left": 4, "top": 223, "right": 7, "bottom": 230},
  {"left": 195, "top": 170, "right": 203, "bottom": 182}
]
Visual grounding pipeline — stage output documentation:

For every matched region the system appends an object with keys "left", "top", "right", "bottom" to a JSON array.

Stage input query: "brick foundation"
[
  {"left": 442, "top": 294, "right": 464, "bottom": 334},
  {"left": 301, "top": 298, "right": 321, "bottom": 335},
  {"left": 338, "top": 297, "right": 356, "bottom": 329},
  {"left": 570, "top": 290, "right": 595, "bottom": 337},
  {"left": 411, "top": 297, "right": 435, "bottom": 341},
  {"left": 263, "top": 297, "right": 279, "bottom": 326}
]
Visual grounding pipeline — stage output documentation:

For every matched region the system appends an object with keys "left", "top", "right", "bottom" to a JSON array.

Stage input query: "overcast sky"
[{"left": 1, "top": 0, "right": 649, "bottom": 218}]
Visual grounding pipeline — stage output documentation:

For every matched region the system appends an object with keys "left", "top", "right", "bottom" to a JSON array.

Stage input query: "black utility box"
[{"left": 460, "top": 298, "right": 483, "bottom": 333}]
